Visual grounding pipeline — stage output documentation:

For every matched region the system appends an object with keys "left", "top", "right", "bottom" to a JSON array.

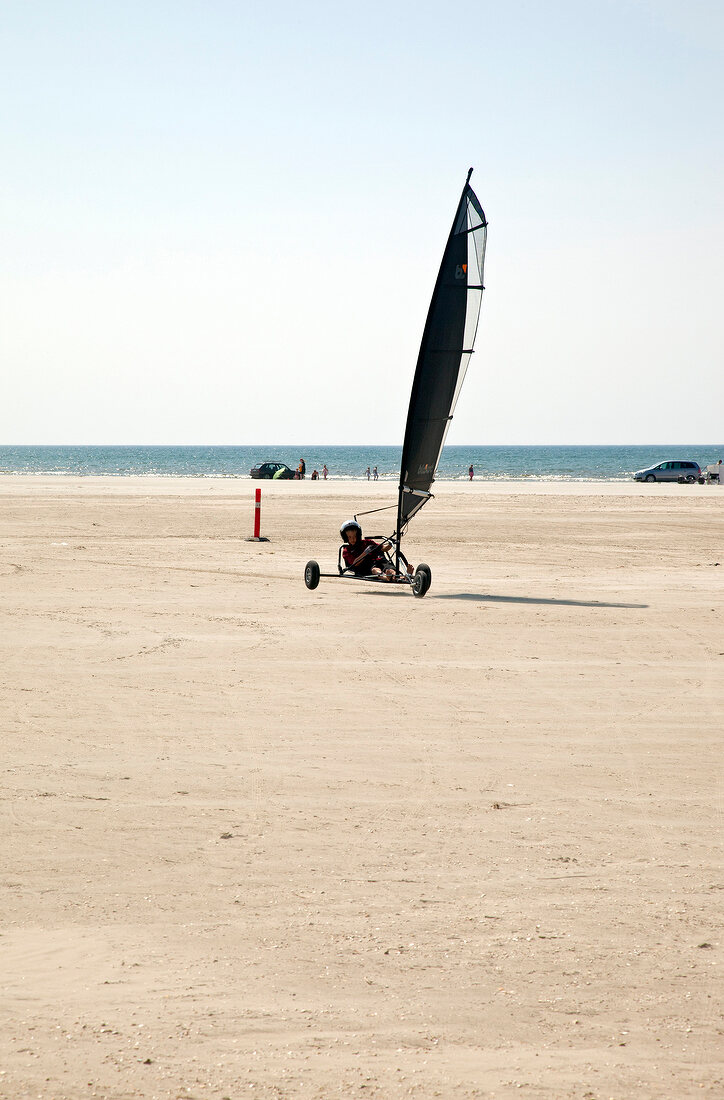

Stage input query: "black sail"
[{"left": 397, "top": 170, "right": 487, "bottom": 536}]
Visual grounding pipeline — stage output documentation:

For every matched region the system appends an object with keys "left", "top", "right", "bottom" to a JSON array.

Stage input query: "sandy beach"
[{"left": 1, "top": 476, "right": 722, "bottom": 1099}]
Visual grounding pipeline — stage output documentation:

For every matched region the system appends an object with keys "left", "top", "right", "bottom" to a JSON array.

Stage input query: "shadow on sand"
[
  {"left": 432, "top": 592, "right": 647, "bottom": 608},
  {"left": 356, "top": 587, "right": 646, "bottom": 608}
]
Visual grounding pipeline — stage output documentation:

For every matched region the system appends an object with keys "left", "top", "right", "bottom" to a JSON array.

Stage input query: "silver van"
[{"left": 634, "top": 460, "right": 701, "bottom": 483}]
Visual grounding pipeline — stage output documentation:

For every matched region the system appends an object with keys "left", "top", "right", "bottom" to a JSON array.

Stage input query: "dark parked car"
[{"left": 250, "top": 461, "right": 296, "bottom": 480}]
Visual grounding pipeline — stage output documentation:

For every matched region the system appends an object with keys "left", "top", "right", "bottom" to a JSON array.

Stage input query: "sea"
[{"left": 1, "top": 445, "right": 722, "bottom": 481}]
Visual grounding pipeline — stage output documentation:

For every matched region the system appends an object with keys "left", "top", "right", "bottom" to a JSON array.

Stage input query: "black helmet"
[{"left": 340, "top": 520, "right": 362, "bottom": 542}]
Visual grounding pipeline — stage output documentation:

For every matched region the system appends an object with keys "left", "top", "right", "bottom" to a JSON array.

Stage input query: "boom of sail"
[{"left": 396, "top": 169, "right": 487, "bottom": 539}]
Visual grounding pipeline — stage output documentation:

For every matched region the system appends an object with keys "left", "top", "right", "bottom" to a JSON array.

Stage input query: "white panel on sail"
[
  {"left": 469, "top": 222, "right": 486, "bottom": 283},
  {"left": 462, "top": 288, "right": 482, "bottom": 353},
  {"left": 467, "top": 205, "right": 484, "bottom": 232},
  {"left": 449, "top": 350, "right": 473, "bottom": 419}
]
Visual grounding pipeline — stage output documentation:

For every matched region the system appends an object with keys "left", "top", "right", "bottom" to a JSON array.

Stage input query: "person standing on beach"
[
  {"left": 365, "top": 466, "right": 371, "bottom": 481},
  {"left": 298, "top": 458, "right": 306, "bottom": 479},
  {"left": 322, "top": 464, "right": 328, "bottom": 480},
  {"left": 373, "top": 466, "right": 378, "bottom": 481},
  {"left": 468, "top": 464, "right": 474, "bottom": 481}
]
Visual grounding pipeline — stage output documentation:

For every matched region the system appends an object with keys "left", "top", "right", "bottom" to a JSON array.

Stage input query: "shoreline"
[{"left": 0, "top": 473, "right": 722, "bottom": 497}]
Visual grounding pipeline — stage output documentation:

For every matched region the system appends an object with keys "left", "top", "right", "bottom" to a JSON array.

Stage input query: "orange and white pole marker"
[
  {"left": 246, "top": 487, "right": 269, "bottom": 542},
  {"left": 254, "top": 487, "right": 262, "bottom": 538}
]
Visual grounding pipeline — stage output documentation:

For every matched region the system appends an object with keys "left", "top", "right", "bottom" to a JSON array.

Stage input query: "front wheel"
[
  {"left": 304, "top": 560, "right": 320, "bottom": 590},
  {"left": 645, "top": 474, "right": 656, "bottom": 482},
  {"left": 412, "top": 563, "right": 432, "bottom": 598}
]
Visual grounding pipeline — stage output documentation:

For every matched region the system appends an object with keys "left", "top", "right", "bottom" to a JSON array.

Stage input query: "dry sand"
[{"left": 1, "top": 477, "right": 722, "bottom": 1099}]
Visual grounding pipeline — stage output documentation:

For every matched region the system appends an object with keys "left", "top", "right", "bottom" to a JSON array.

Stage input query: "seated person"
[{"left": 340, "top": 521, "right": 396, "bottom": 580}]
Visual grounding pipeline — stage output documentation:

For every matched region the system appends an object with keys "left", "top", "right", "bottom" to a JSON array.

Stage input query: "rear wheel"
[
  {"left": 412, "top": 563, "right": 432, "bottom": 598},
  {"left": 685, "top": 474, "right": 696, "bottom": 483},
  {"left": 304, "top": 560, "right": 320, "bottom": 590},
  {"left": 645, "top": 474, "right": 656, "bottom": 482}
]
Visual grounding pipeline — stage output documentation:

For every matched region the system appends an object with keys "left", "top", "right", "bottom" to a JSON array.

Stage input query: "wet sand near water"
[{"left": 1, "top": 477, "right": 722, "bottom": 1098}]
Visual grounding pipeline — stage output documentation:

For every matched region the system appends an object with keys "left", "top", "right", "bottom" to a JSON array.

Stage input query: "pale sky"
[{"left": 1, "top": 0, "right": 722, "bottom": 445}]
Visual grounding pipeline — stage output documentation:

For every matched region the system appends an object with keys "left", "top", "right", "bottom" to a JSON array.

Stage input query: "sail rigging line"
[
  {"left": 353, "top": 503, "right": 398, "bottom": 520},
  {"left": 394, "top": 169, "right": 488, "bottom": 567}
]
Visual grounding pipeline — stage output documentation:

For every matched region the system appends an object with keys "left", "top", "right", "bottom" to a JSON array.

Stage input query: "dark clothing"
[{"left": 342, "top": 538, "right": 389, "bottom": 576}]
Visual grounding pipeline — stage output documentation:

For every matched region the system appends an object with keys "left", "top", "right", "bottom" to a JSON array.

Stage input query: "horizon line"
[{"left": 1, "top": 441, "right": 722, "bottom": 450}]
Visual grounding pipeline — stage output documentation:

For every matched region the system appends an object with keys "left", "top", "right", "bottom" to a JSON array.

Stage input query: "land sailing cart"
[{"left": 304, "top": 169, "right": 488, "bottom": 598}]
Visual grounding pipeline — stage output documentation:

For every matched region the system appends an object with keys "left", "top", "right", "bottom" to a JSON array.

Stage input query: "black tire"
[
  {"left": 645, "top": 474, "right": 656, "bottom": 483},
  {"left": 685, "top": 475, "right": 696, "bottom": 483},
  {"left": 304, "top": 560, "right": 320, "bottom": 590},
  {"left": 412, "top": 564, "right": 432, "bottom": 598}
]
